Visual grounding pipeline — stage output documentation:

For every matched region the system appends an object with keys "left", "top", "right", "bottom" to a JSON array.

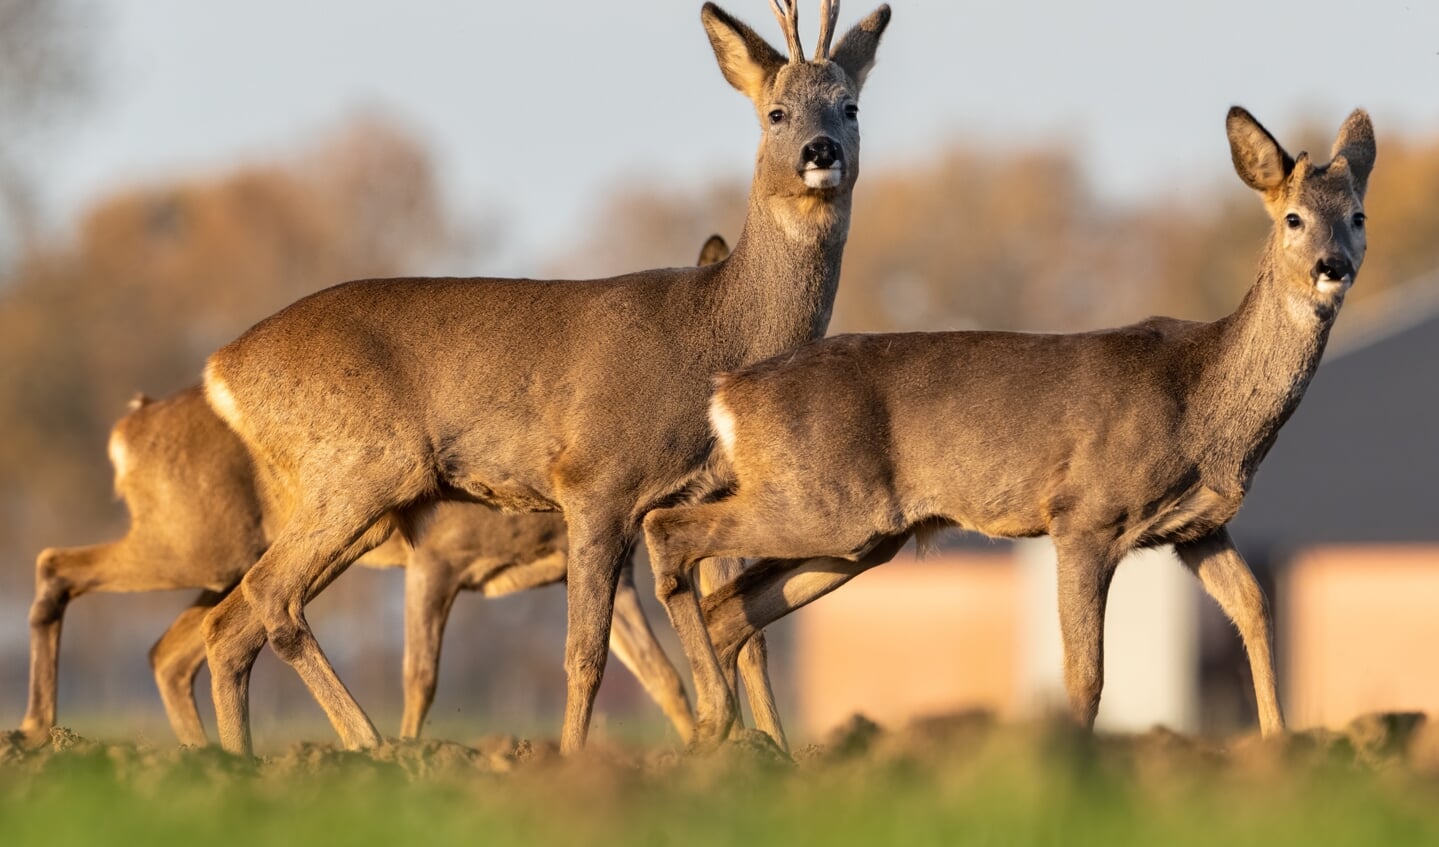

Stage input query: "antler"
[
  {"left": 814, "top": 0, "right": 839, "bottom": 60},
  {"left": 769, "top": 0, "right": 803, "bottom": 62}
]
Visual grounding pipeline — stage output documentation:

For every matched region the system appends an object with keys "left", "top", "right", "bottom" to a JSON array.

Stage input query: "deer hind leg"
[
  {"left": 608, "top": 556, "right": 696, "bottom": 744},
  {"left": 1053, "top": 536, "right": 1120, "bottom": 730},
  {"left": 1175, "top": 527, "right": 1285, "bottom": 737},
  {"left": 469, "top": 543, "right": 698, "bottom": 745},
  {"left": 202, "top": 586, "right": 265, "bottom": 755},
  {"left": 399, "top": 551, "right": 464, "bottom": 739},
  {"left": 206, "top": 495, "right": 397, "bottom": 755},
  {"left": 699, "top": 556, "right": 787, "bottom": 752},
  {"left": 701, "top": 534, "right": 911, "bottom": 679},
  {"left": 19, "top": 542, "right": 134, "bottom": 744},
  {"left": 150, "top": 589, "right": 228, "bottom": 747},
  {"left": 18, "top": 540, "right": 185, "bottom": 747},
  {"left": 556, "top": 512, "right": 630, "bottom": 754},
  {"left": 642, "top": 504, "right": 750, "bottom": 749}
]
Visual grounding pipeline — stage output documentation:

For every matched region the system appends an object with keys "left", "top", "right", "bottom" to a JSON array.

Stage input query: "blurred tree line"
[
  {"left": 551, "top": 136, "right": 1439, "bottom": 337},
  {"left": 0, "top": 118, "right": 448, "bottom": 558}
]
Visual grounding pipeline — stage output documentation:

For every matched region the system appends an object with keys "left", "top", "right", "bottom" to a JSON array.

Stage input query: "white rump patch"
[
  {"left": 203, "top": 360, "right": 242, "bottom": 426},
  {"left": 803, "top": 168, "right": 843, "bottom": 189},
  {"left": 107, "top": 431, "right": 130, "bottom": 481},
  {"left": 709, "top": 392, "right": 738, "bottom": 459}
]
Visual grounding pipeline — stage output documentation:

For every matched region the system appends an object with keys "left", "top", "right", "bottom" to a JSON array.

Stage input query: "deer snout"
[
  {"left": 1312, "top": 256, "right": 1354, "bottom": 291},
  {"left": 801, "top": 137, "right": 844, "bottom": 189},
  {"left": 802, "top": 137, "right": 841, "bottom": 169}
]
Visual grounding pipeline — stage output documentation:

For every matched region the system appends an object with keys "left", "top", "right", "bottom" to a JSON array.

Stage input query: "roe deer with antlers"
[
  {"left": 644, "top": 107, "right": 1376, "bottom": 739},
  {"left": 15, "top": 238, "right": 757, "bottom": 749},
  {"left": 200, "top": 0, "right": 887, "bottom": 756},
  {"left": 201, "top": 0, "right": 889, "bottom": 754}
]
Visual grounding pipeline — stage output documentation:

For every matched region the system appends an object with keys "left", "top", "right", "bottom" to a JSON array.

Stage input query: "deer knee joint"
[
  {"left": 147, "top": 639, "right": 166, "bottom": 673},
  {"left": 35, "top": 548, "right": 64, "bottom": 583},
  {"left": 653, "top": 570, "right": 690, "bottom": 603},
  {"left": 564, "top": 653, "right": 606, "bottom": 690},
  {"left": 265, "top": 616, "right": 308, "bottom": 663},
  {"left": 30, "top": 551, "right": 72, "bottom": 623},
  {"left": 403, "top": 657, "right": 438, "bottom": 691},
  {"left": 202, "top": 600, "right": 265, "bottom": 661},
  {"left": 28, "top": 594, "right": 66, "bottom": 627}
]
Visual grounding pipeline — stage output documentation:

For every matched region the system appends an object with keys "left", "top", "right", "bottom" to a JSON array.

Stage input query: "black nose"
[
  {"left": 1312, "top": 256, "right": 1354, "bottom": 282},
  {"left": 802, "top": 137, "right": 841, "bottom": 169}
]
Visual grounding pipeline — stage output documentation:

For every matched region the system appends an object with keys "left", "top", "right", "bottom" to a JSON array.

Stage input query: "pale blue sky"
[{"left": 41, "top": 0, "right": 1439, "bottom": 271}]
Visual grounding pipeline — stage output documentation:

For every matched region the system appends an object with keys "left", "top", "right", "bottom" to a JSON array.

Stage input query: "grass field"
[{"left": 4, "top": 713, "right": 1439, "bottom": 847}]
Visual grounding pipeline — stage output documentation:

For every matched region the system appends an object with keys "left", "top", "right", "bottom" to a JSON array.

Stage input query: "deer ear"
[
  {"left": 697, "top": 234, "right": 730, "bottom": 266},
  {"left": 1330, "top": 109, "right": 1376, "bottom": 198},
  {"left": 1227, "top": 106, "right": 1295, "bottom": 196},
  {"left": 702, "top": 3, "right": 785, "bottom": 103},
  {"left": 829, "top": 5, "right": 891, "bottom": 92}
]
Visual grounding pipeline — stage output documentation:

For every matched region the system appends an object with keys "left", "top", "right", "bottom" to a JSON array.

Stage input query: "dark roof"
[{"left": 1231, "top": 273, "right": 1439, "bottom": 552}]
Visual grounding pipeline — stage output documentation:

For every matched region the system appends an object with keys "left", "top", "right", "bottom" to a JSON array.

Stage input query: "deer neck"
[
  {"left": 711, "top": 187, "right": 853, "bottom": 361},
  {"left": 1189, "top": 240, "right": 1340, "bottom": 491}
]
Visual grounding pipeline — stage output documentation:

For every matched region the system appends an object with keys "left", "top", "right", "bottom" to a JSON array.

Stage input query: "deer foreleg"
[
  {"left": 608, "top": 560, "right": 696, "bottom": 744},
  {"left": 700, "top": 555, "right": 787, "bottom": 751},
  {"left": 1176, "top": 528, "right": 1285, "bottom": 737},
  {"left": 399, "top": 553, "right": 463, "bottom": 739},
  {"left": 1054, "top": 537, "right": 1120, "bottom": 730}
]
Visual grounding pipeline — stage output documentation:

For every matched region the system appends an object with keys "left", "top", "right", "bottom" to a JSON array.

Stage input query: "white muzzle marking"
[{"left": 803, "top": 168, "right": 843, "bottom": 189}]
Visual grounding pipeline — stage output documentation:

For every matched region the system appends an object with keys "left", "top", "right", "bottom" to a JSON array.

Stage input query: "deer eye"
[
  {"left": 844, "top": 103, "right": 859, "bottom": 121},
  {"left": 1353, "top": 212, "right": 1366, "bottom": 228},
  {"left": 1284, "top": 213, "right": 1303, "bottom": 230},
  {"left": 767, "top": 108, "right": 786, "bottom": 125}
]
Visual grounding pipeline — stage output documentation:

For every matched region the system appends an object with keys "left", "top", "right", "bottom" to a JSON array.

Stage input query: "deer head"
[
  {"left": 1228, "top": 107, "right": 1375, "bottom": 305},
  {"left": 702, "top": 1, "right": 890, "bottom": 234}
]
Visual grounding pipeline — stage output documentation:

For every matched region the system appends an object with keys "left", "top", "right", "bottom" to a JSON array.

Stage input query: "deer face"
[
  {"left": 1228, "top": 107, "right": 1376, "bottom": 304},
  {"left": 1274, "top": 162, "right": 1368, "bottom": 298},
  {"left": 702, "top": 2, "right": 889, "bottom": 215},
  {"left": 758, "top": 61, "right": 862, "bottom": 197}
]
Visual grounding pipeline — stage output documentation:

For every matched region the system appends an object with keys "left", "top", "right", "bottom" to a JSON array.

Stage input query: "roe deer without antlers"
[
  {"left": 12, "top": 391, "right": 692, "bottom": 748},
  {"left": 644, "top": 107, "right": 1376, "bottom": 739},
  {"left": 199, "top": 0, "right": 889, "bottom": 755},
  {"left": 15, "top": 239, "right": 756, "bottom": 749}
]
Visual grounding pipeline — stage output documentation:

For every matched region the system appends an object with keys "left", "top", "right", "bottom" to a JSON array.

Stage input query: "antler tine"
[
  {"left": 813, "top": 0, "right": 839, "bottom": 60},
  {"left": 769, "top": 0, "right": 803, "bottom": 62}
]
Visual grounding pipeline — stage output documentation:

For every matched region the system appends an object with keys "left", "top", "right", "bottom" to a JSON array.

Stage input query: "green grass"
[{"left": 4, "top": 720, "right": 1439, "bottom": 847}]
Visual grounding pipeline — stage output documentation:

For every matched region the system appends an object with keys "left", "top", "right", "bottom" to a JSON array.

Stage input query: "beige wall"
[
  {"left": 792, "top": 551, "right": 1020, "bottom": 734},
  {"left": 1284, "top": 545, "right": 1439, "bottom": 728}
]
